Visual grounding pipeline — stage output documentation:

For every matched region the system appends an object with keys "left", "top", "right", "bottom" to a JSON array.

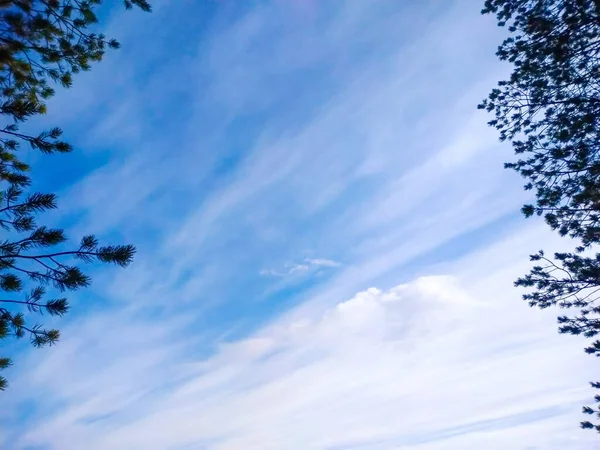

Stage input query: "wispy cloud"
[
  {"left": 1, "top": 1, "right": 591, "bottom": 449},
  {"left": 306, "top": 258, "right": 341, "bottom": 268},
  {"left": 6, "top": 226, "right": 596, "bottom": 449},
  {"left": 261, "top": 257, "right": 342, "bottom": 278}
]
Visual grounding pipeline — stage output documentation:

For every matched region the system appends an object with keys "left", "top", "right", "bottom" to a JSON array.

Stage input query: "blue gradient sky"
[{"left": 1, "top": 1, "right": 596, "bottom": 449}]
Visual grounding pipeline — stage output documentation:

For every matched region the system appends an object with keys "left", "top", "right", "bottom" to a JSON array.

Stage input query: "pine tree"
[
  {"left": 480, "top": 0, "right": 600, "bottom": 431},
  {"left": 0, "top": 0, "right": 152, "bottom": 159},
  {"left": 515, "top": 250, "right": 600, "bottom": 430},
  {"left": 0, "top": 0, "right": 150, "bottom": 390}
]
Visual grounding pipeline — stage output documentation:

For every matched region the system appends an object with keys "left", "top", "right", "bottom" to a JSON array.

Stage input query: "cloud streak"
[
  {"left": 261, "top": 258, "right": 342, "bottom": 278},
  {"left": 8, "top": 229, "right": 597, "bottom": 449},
  {"left": 1, "top": 1, "right": 593, "bottom": 449}
]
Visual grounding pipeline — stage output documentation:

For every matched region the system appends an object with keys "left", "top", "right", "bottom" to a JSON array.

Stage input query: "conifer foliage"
[
  {"left": 480, "top": 0, "right": 600, "bottom": 431},
  {"left": 0, "top": 0, "right": 150, "bottom": 390}
]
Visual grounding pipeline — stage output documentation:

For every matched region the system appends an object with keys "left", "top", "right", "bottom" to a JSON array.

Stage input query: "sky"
[{"left": 0, "top": 0, "right": 598, "bottom": 449}]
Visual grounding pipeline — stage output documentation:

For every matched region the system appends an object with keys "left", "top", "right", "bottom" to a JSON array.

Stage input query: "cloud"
[
  {"left": 261, "top": 258, "right": 342, "bottom": 278},
  {"left": 1, "top": 1, "right": 593, "bottom": 449},
  {"left": 8, "top": 234, "right": 597, "bottom": 449},
  {"left": 306, "top": 258, "right": 341, "bottom": 268}
]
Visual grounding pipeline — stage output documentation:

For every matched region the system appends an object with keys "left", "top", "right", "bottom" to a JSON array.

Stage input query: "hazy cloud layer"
[{"left": 1, "top": 1, "right": 594, "bottom": 449}]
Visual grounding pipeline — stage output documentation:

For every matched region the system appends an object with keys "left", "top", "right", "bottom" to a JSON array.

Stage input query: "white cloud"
[
  {"left": 10, "top": 235, "right": 596, "bottom": 449},
  {"left": 261, "top": 258, "right": 342, "bottom": 278},
  {"left": 2, "top": 1, "right": 594, "bottom": 449},
  {"left": 306, "top": 258, "right": 341, "bottom": 268}
]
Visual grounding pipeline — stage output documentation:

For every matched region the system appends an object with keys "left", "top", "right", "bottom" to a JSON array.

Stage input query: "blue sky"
[{"left": 1, "top": 1, "right": 597, "bottom": 449}]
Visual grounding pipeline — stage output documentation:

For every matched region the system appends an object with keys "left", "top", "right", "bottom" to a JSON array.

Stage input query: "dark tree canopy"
[
  {"left": 0, "top": 0, "right": 150, "bottom": 390},
  {"left": 481, "top": 0, "right": 600, "bottom": 245},
  {"left": 0, "top": 0, "right": 150, "bottom": 119},
  {"left": 0, "top": 0, "right": 151, "bottom": 159},
  {"left": 481, "top": 0, "right": 600, "bottom": 432},
  {"left": 515, "top": 250, "right": 600, "bottom": 430}
]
